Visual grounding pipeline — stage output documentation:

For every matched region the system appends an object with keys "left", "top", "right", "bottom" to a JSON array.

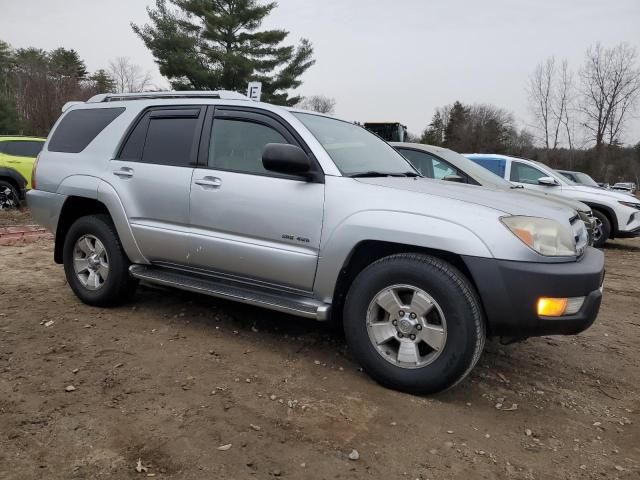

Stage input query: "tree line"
[
  {"left": 0, "top": 0, "right": 333, "bottom": 136},
  {"left": 0, "top": 0, "right": 637, "bottom": 182},
  {"left": 0, "top": 39, "right": 155, "bottom": 136},
  {"left": 419, "top": 42, "right": 640, "bottom": 183}
]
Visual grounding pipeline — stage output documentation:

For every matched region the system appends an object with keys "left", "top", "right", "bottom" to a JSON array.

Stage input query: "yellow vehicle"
[
  {"left": 0, "top": 136, "right": 45, "bottom": 208},
  {"left": 0, "top": 136, "right": 46, "bottom": 188}
]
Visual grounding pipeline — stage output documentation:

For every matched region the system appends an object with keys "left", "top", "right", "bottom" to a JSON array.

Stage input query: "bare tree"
[
  {"left": 555, "top": 60, "right": 575, "bottom": 151},
  {"left": 296, "top": 95, "right": 336, "bottom": 114},
  {"left": 579, "top": 42, "right": 640, "bottom": 148},
  {"left": 528, "top": 57, "right": 555, "bottom": 149},
  {"left": 108, "top": 57, "right": 152, "bottom": 94}
]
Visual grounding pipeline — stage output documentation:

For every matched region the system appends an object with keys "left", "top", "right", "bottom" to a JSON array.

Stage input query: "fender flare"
[
  {"left": 53, "top": 175, "right": 148, "bottom": 265},
  {"left": 96, "top": 180, "right": 148, "bottom": 264}
]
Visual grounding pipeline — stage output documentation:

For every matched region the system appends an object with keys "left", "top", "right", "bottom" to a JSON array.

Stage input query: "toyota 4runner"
[{"left": 28, "top": 91, "right": 604, "bottom": 393}]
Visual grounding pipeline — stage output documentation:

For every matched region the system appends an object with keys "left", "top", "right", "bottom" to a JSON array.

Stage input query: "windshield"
[
  {"left": 294, "top": 113, "right": 416, "bottom": 176},
  {"left": 433, "top": 149, "right": 515, "bottom": 188},
  {"left": 573, "top": 172, "right": 599, "bottom": 187}
]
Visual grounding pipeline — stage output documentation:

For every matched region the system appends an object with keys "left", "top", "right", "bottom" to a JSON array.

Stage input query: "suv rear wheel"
[
  {"left": 0, "top": 180, "right": 19, "bottom": 210},
  {"left": 343, "top": 253, "right": 485, "bottom": 394},
  {"left": 591, "top": 210, "right": 611, "bottom": 248},
  {"left": 63, "top": 214, "right": 138, "bottom": 306}
]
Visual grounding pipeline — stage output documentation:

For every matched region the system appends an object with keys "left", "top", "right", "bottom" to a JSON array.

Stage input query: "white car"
[{"left": 465, "top": 154, "right": 640, "bottom": 247}]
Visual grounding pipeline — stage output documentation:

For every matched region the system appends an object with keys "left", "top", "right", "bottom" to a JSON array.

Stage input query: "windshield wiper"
[
  {"left": 510, "top": 184, "right": 524, "bottom": 189},
  {"left": 348, "top": 171, "right": 419, "bottom": 178}
]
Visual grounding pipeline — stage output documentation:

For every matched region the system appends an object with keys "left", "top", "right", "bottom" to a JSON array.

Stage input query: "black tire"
[
  {"left": 63, "top": 214, "right": 138, "bottom": 307},
  {"left": 343, "top": 253, "right": 485, "bottom": 394},
  {"left": 592, "top": 210, "right": 611, "bottom": 248},
  {"left": 0, "top": 180, "right": 20, "bottom": 210}
]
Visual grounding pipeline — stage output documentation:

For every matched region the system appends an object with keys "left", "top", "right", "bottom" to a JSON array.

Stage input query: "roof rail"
[{"left": 86, "top": 90, "right": 248, "bottom": 103}]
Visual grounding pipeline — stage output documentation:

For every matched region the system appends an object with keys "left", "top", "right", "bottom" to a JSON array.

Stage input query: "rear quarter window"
[{"left": 48, "top": 107, "right": 125, "bottom": 153}]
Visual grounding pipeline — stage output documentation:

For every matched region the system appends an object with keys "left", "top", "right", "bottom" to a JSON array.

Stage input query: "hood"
[
  {"left": 516, "top": 189, "right": 590, "bottom": 213},
  {"left": 356, "top": 177, "right": 577, "bottom": 221},
  {"left": 564, "top": 184, "right": 639, "bottom": 202}
]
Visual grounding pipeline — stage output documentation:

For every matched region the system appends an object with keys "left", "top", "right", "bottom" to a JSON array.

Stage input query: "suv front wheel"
[
  {"left": 63, "top": 214, "right": 138, "bottom": 306},
  {"left": 343, "top": 253, "right": 485, "bottom": 394}
]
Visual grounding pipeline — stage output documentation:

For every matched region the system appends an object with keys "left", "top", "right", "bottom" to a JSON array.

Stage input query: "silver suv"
[{"left": 28, "top": 91, "right": 604, "bottom": 394}]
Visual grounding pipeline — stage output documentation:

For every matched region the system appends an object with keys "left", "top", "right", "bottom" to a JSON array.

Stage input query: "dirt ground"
[{"left": 0, "top": 209, "right": 638, "bottom": 479}]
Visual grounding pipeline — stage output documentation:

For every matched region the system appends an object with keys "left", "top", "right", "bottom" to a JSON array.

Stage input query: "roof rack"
[{"left": 86, "top": 90, "right": 248, "bottom": 103}]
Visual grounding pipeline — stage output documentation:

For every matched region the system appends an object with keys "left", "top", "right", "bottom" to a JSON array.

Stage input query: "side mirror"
[
  {"left": 442, "top": 174, "right": 466, "bottom": 183},
  {"left": 538, "top": 176, "right": 559, "bottom": 186},
  {"left": 263, "top": 143, "right": 312, "bottom": 177}
]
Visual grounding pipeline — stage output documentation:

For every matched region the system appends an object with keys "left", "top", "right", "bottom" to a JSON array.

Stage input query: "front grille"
[
  {"left": 578, "top": 211, "right": 595, "bottom": 246},
  {"left": 571, "top": 214, "right": 590, "bottom": 254}
]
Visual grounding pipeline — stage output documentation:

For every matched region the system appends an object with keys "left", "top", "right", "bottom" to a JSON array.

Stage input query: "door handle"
[
  {"left": 195, "top": 176, "right": 222, "bottom": 188},
  {"left": 113, "top": 167, "right": 134, "bottom": 178}
]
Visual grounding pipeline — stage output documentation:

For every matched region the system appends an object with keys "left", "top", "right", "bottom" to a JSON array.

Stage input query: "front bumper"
[
  {"left": 463, "top": 247, "right": 604, "bottom": 337},
  {"left": 615, "top": 208, "right": 640, "bottom": 238},
  {"left": 616, "top": 225, "right": 640, "bottom": 238}
]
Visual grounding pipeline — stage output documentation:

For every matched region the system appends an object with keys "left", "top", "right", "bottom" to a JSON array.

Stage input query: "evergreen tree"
[
  {"left": 420, "top": 111, "right": 445, "bottom": 146},
  {"left": 90, "top": 69, "right": 116, "bottom": 93},
  {"left": 444, "top": 101, "right": 469, "bottom": 149},
  {"left": 49, "top": 48, "right": 87, "bottom": 79},
  {"left": 0, "top": 95, "right": 20, "bottom": 134},
  {"left": 132, "top": 0, "right": 315, "bottom": 105}
]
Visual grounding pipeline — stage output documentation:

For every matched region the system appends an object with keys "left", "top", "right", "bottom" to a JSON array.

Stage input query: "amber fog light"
[{"left": 537, "top": 297, "right": 585, "bottom": 317}]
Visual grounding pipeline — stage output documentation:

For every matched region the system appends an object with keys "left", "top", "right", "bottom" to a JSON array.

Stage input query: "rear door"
[
  {"left": 110, "top": 106, "right": 204, "bottom": 264},
  {"left": 188, "top": 107, "right": 325, "bottom": 291}
]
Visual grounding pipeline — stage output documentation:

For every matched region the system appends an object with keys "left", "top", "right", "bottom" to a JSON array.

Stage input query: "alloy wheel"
[
  {"left": 0, "top": 186, "right": 17, "bottom": 210},
  {"left": 73, "top": 234, "right": 109, "bottom": 290},
  {"left": 366, "top": 284, "right": 447, "bottom": 369}
]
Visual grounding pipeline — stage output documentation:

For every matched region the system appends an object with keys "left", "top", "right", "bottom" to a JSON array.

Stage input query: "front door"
[
  {"left": 509, "top": 160, "right": 562, "bottom": 193},
  {"left": 109, "top": 107, "right": 203, "bottom": 264},
  {"left": 188, "top": 107, "right": 325, "bottom": 291}
]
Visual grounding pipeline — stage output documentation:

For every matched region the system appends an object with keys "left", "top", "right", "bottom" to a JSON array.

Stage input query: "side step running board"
[{"left": 129, "top": 265, "right": 331, "bottom": 321}]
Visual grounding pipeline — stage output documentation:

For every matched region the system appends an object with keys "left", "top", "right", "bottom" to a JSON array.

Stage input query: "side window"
[
  {"left": 510, "top": 162, "right": 546, "bottom": 184},
  {"left": 3, "top": 141, "right": 44, "bottom": 157},
  {"left": 398, "top": 148, "right": 460, "bottom": 180},
  {"left": 470, "top": 157, "right": 506, "bottom": 177},
  {"left": 397, "top": 148, "right": 434, "bottom": 177},
  {"left": 431, "top": 158, "right": 459, "bottom": 180},
  {"left": 209, "top": 119, "right": 288, "bottom": 175},
  {"left": 141, "top": 115, "right": 199, "bottom": 167},
  {"left": 118, "top": 112, "right": 150, "bottom": 161},
  {"left": 49, "top": 107, "right": 125, "bottom": 153},
  {"left": 117, "top": 108, "right": 201, "bottom": 167}
]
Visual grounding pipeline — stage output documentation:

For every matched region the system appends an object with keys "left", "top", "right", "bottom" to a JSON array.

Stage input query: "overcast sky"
[{"left": 1, "top": 0, "right": 639, "bottom": 142}]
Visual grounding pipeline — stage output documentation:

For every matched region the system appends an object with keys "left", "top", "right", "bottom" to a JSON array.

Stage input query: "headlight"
[
  {"left": 619, "top": 201, "right": 640, "bottom": 210},
  {"left": 501, "top": 216, "right": 577, "bottom": 256}
]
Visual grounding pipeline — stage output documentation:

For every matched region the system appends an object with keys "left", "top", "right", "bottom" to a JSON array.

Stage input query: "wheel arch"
[
  {"left": 583, "top": 202, "right": 618, "bottom": 238},
  {"left": 328, "top": 240, "right": 483, "bottom": 329},
  {"left": 53, "top": 185, "right": 147, "bottom": 265}
]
